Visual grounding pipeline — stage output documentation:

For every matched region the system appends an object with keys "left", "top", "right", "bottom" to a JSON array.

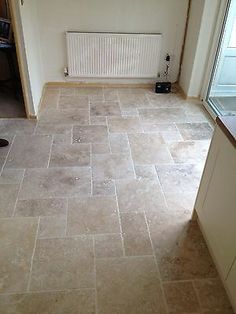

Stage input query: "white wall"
[
  {"left": 179, "top": 0, "right": 221, "bottom": 98},
  {"left": 36, "top": 0, "right": 189, "bottom": 83},
  {"left": 19, "top": 0, "right": 44, "bottom": 114}
]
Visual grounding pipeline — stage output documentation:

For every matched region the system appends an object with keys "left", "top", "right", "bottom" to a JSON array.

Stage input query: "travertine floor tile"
[
  {"left": 156, "top": 164, "right": 203, "bottom": 194},
  {"left": 90, "top": 101, "right": 121, "bottom": 116},
  {"left": 67, "top": 196, "right": 120, "bottom": 235},
  {"left": 129, "top": 133, "right": 173, "bottom": 164},
  {"left": 0, "top": 217, "right": 38, "bottom": 293},
  {"left": 0, "top": 86, "right": 232, "bottom": 313},
  {"left": 92, "top": 154, "right": 135, "bottom": 180},
  {"left": 92, "top": 180, "right": 115, "bottom": 196},
  {"left": 35, "top": 123, "right": 72, "bottom": 135},
  {"left": 168, "top": 141, "right": 210, "bottom": 164},
  {"left": 0, "top": 169, "right": 24, "bottom": 184},
  {"left": 92, "top": 143, "right": 110, "bottom": 154},
  {"left": 39, "top": 109, "right": 89, "bottom": 125},
  {"left": 120, "top": 212, "right": 153, "bottom": 256},
  {"left": 177, "top": 122, "right": 213, "bottom": 140},
  {"left": 116, "top": 178, "right": 166, "bottom": 213},
  {"left": 5, "top": 135, "right": 52, "bottom": 169},
  {"left": 49, "top": 143, "right": 90, "bottom": 167},
  {"left": 96, "top": 256, "right": 167, "bottom": 314},
  {"left": 30, "top": 237, "right": 94, "bottom": 291},
  {"left": 0, "top": 184, "right": 20, "bottom": 217},
  {"left": 15, "top": 198, "right": 67, "bottom": 217},
  {"left": 73, "top": 125, "right": 108, "bottom": 143},
  {"left": 38, "top": 215, "right": 67, "bottom": 238},
  {"left": 58, "top": 95, "right": 89, "bottom": 109},
  {"left": 108, "top": 116, "right": 142, "bottom": 133},
  {"left": 19, "top": 167, "right": 91, "bottom": 199},
  {"left": 139, "top": 108, "right": 187, "bottom": 124},
  {"left": 194, "top": 278, "right": 234, "bottom": 312},
  {"left": 94, "top": 234, "right": 123, "bottom": 258},
  {"left": 135, "top": 165, "right": 157, "bottom": 179},
  {"left": 0, "top": 290, "right": 95, "bottom": 314},
  {"left": 163, "top": 281, "right": 200, "bottom": 313},
  {"left": 109, "top": 133, "right": 130, "bottom": 154},
  {"left": 0, "top": 119, "right": 36, "bottom": 135},
  {"left": 150, "top": 221, "right": 218, "bottom": 281},
  {"left": 40, "top": 88, "right": 59, "bottom": 110}
]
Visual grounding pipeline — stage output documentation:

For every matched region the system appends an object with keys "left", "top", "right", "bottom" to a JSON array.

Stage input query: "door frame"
[
  {"left": 201, "top": 0, "right": 231, "bottom": 119},
  {"left": 8, "top": 0, "right": 35, "bottom": 119}
]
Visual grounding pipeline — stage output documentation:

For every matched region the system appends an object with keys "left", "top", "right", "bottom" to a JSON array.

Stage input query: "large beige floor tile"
[
  {"left": 163, "top": 281, "right": 200, "bottom": 313},
  {"left": 5, "top": 135, "right": 52, "bottom": 169},
  {"left": 116, "top": 178, "right": 166, "bottom": 213},
  {"left": 35, "top": 123, "right": 72, "bottom": 135},
  {"left": 0, "top": 217, "right": 38, "bottom": 293},
  {"left": 156, "top": 164, "right": 203, "bottom": 194},
  {"left": 39, "top": 109, "right": 89, "bottom": 125},
  {"left": 73, "top": 125, "right": 108, "bottom": 143},
  {"left": 94, "top": 234, "right": 123, "bottom": 258},
  {"left": 67, "top": 196, "right": 120, "bottom": 235},
  {"left": 58, "top": 95, "right": 89, "bottom": 109},
  {"left": 92, "top": 180, "right": 115, "bottom": 196},
  {"left": 0, "top": 290, "right": 95, "bottom": 314},
  {"left": 168, "top": 140, "right": 210, "bottom": 164},
  {"left": 92, "top": 154, "right": 135, "bottom": 180},
  {"left": 19, "top": 167, "right": 91, "bottom": 199},
  {"left": 30, "top": 237, "right": 94, "bottom": 291},
  {"left": 109, "top": 133, "right": 130, "bottom": 154},
  {"left": 40, "top": 89, "right": 59, "bottom": 110},
  {"left": 14, "top": 198, "right": 67, "bottom": 217},
  {"left": 0, "top": 184, "right": 20, "bottom": 217},
  {"left": 149, "top": 220, "right": 218, "bottom": 281},
  {"left": 0, "top": 169, "right": 24, "bottom": 185},
  {"left": 96, "top": 256, "right": 167, "bottom": 314},
  {"left": 90, "top": 101, "right": 121, "bottom": 116},
  {"left": 176, "top": 122, "right": 213, "bottom": 140},
  {"left": 120, "top": 212, "right": 153, "bottom": 256},
  {"left": 38, "top": 215, "right": 67, "bottom": 238},
  {"left": 128, "top": 133, "right": 173, "bottom": 164},
  {"left": 0, "top": 119, "right": 36, "bottom": 135},
  {"left": 139, "top": 108, "right": 187, "bottom": 124},
  {"left": 194, "top": 278, "right": 234, "bottom": 312},
  {"left": 108, "top": 116, "right": 142, "bottom": 133},
  {"left": 49, "top": 143, "right": 90, "bottom": 167}
]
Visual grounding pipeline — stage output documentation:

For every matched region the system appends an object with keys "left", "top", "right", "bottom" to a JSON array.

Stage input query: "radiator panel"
[{"left": 66, "top": 32, "right": 162, "bottom": 78}]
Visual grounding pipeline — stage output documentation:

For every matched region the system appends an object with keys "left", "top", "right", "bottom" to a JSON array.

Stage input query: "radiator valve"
[{"left": 64, "top": 67, "right": 69, "bottom": 77}]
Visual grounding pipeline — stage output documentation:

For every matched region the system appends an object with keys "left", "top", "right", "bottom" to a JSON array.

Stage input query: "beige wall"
[{"left": 36, "top": 0, "right": 189, "bottom": 82}]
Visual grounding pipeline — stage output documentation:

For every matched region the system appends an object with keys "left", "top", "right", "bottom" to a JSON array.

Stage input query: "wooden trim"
[
  {"left": 8, "top": 0, "right": 33, "bottom": 119},
  {"left": 46, "top": 82, "right": 154, "bottom": 89},
  {"left": 177, "top": 0, "right": 192, "bottom": 82}
]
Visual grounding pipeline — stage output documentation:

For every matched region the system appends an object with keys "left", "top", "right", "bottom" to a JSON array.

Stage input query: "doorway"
[
  {"left": 0, "top": 0, "right": 26, "bottom": 118},
  {"left": 206, "top": 0, "right": 236, "bottom": 117}
]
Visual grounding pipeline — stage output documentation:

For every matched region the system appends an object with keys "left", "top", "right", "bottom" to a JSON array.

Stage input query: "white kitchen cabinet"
[{"left": 194, "top": 117, "right": 236, "bottom": 311}]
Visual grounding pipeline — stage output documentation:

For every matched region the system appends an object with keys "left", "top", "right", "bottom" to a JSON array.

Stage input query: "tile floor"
[{"left": 0, "top": 86, "right": 234, "bottom": 314}]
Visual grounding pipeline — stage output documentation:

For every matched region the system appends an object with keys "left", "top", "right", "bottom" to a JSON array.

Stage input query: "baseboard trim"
[{"left": 46, "top": 81, "right": 155, "bottom": 89}]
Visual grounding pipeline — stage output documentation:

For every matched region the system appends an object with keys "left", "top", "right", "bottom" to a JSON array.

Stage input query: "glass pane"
[{"left": 229, "top": 18, "right": 236, "bottom": 47}]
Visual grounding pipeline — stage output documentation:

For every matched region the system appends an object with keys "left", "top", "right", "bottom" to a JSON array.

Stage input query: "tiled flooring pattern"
[{"left": 0, "top": 86, "right": 234, "bottom": 313}]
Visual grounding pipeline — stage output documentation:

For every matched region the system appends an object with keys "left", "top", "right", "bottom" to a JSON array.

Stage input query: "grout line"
[
  {"left": 11, "top": 169, "right": 26, "bottom": 217},
  {"left": 113, "top": 182, "right": 126, "bottom": 257},
  {"left": 143, "top": 210, "right": 170, "bottom": 314},
  {"left": 126, "top": 135, "right": 137, "bottom": 180},
  {"left": 27, "top": 216, "right": 40, "bottom": 291},
  {"left": 192, "top": 279, "right": 204, "bottom": 312},
  {"left": 92, "top": 236, "right": 98, "bottom": 314},
  {"left": 65, "top": 198, "right": 69, "bottom": 237},
  {"left": 46, "top": 135, "right": 54, "bottom": 168},
  {"left": 0, "top": 287, "right": 96, "bottom": 297}
]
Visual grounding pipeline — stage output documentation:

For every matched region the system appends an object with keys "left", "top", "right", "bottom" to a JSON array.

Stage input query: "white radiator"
[{"left": 66, "top": 32, "right": 162, "bottom": 78}]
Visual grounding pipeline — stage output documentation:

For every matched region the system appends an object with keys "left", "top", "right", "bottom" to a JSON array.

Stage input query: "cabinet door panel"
[{"left": 197, "top": 127, "right": 236, "bottom": 279}]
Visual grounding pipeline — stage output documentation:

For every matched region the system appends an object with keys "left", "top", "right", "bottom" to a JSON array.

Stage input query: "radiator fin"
[{"left": 66, "top": 32, "right": 162, "bottom": 78}]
